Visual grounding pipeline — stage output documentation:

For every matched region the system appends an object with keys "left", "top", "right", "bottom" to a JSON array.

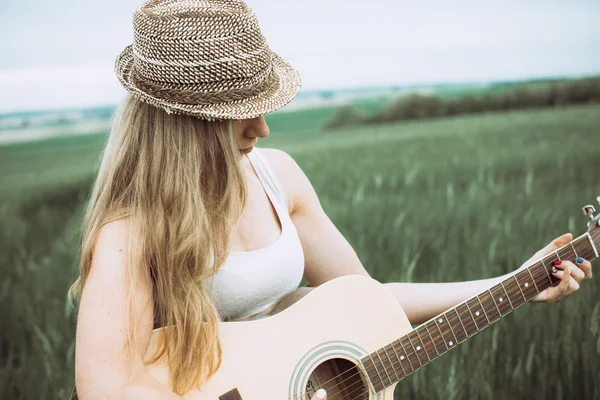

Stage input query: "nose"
[{"left": 245, "top": 115, "right": 269, "bottom": 139}]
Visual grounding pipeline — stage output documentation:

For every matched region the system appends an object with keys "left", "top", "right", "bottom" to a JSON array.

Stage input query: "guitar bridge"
[{"left": 219, "top": 388, "right": 243, "bottom": 400}]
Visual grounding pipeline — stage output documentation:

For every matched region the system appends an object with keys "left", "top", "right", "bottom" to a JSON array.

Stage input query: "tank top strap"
[{"left": 246, "top": 147, "right": 289, "bottom": 212}]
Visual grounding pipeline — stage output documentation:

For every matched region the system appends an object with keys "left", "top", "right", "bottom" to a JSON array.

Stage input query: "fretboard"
[{"left": 360, "top": 232, "right": 599, "bottom": 393}]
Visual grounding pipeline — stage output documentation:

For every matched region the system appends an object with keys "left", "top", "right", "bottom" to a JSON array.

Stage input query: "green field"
[{"left": 1, "top": 104, "right": 600, "bottom": 399}]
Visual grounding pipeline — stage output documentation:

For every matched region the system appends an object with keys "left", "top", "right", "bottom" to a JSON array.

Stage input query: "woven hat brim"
[{"left": 114, "top": 45, "right": 302, "bottom": 120}]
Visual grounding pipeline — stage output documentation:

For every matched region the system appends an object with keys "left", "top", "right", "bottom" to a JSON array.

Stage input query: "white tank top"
[{"left": 208, "top": 147, "right": 305, "bottom": 321}]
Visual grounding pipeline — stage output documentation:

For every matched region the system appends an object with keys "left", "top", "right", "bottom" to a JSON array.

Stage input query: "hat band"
[{"left": 131, "top": 68, "right": 279, "bottom": 106}]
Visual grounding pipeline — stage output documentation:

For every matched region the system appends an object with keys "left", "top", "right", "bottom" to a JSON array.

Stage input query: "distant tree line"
[{"left": 322, "top": 76, "right": 600, "bottom": 130}]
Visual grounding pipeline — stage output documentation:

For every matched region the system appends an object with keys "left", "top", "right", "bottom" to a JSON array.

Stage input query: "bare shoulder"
[
  {"left": 258, "top": 147, "right": 296, "bottom": 169},
  {"left": 258, "top": 148, "right": 301, "bottom": 213},
  {"left": 92, "top": 218, "right": 132, "bottom": 274},
  {"left": 258, "top": 147, "right": 319, "bottom": 215},
  {"left": 96, "top": 218, "right": 130, "bottom": 249}
]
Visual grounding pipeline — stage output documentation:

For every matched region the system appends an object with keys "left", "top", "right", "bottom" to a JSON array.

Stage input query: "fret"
[
  {"left": 487, "top": 288, "right": 504, "bottom": 316},
  {"left": 539, "top": 259, "right": 554, "bottom": 284},
  {"left": 464, "top": 299, "right": 482, "bottom": 331},
  {"left": 392, "top": 339, "right": 414, "bottom": 374},
  {"left": 479, "top": 291, "right": 501, "bottom": 322},
  {"left": 580, "top": 234, "right": 590, "bottom": 257},
  {"left": 586, "top": 232, "right": 599, "bottom": 258},
  {"left": 561, "top": 245, "right": 575, "bottom": 260},
  {"left": 432, "top": 318, "right": 450, "bottom": 351},
  {"left": 375, "top": 349, "right": 393, "bottom": 386},
  {"left": 397, "top": 337, "right": 417, "bottom": 372},
  {"left": 499, "top": 281, "right": 516, "bottom": 309},
  {"left": 362, "top": 356, "right": 385, "bottom": 392},
  {"left": 445, "top": 314, "right": 460, "bottom": 345},
  {"left": 423, "top": 323, "right": 441, "bottom": 356},
  {"left": 569, "top": 241, "right": 578, "bottom": 259},
  {"left": 435, "top": 314, "right": 458, "bottom": 348},
  {"left": 515, "top": 270, "right": 537, "bottom": 299},
  {"left": 415, "top": 326, "right": 437, "bottom": 361},
  {"left": 505, "top": 276, "right": 526, "bottom": 308},
  {"left": 412, "top": 329, "right": 431, "bottom": 362},
  {"left": 489, "top": 286, "right": 511, "bottom": 316},
  {"left": 536, "top": 263, "right": 556, "bottom": 291},
  {"left": 456, "top": 303, "right": 477, "bottom": 337},
  {"left": 446, "top": 308, "right": 468, "bottom": 342},
  {"left": 474, "top": 296, "right": 492, "bottom": 326},
  {"left": 357, "top": 359, "right": 370, "bottom": 390},
  {"left": 505, "top": 279, "right": 523, "bottom": 307},
  {"left": 454, "top": 307, "right": 470, "bottom": 338},
  {"left": 382, "top": 346, "right": 401, "bottom": 381},
  {"left": 581, "top": 237, "right": 594, "bottom": 258},
  {"left": 512, "top": 274, "right": 527, "bottom": 302},
  {"left": 368, "top": 353, "right": 386, "bottom": 390},
  {"left": 406, "top": 331, "right": 429, "bottom": 366},
  {"left": 525, "top": 266, "right": 540, "bottom": 293},
  {"left": 389, "top": 342, "right": 408, "bottom": 377}
]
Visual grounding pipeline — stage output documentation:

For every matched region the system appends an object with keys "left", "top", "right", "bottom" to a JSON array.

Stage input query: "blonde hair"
[{"left": 68, "top": 94, "right": 247, "bottom": 395}]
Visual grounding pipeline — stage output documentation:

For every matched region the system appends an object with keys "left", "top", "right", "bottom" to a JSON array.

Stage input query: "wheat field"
[{"left": 1, "top": 104, "right": 599, "bottom": 399}]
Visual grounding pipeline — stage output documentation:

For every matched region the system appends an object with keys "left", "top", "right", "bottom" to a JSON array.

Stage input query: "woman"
[{"left": 68, "top": 1, "right": 593, "bottom": 399}]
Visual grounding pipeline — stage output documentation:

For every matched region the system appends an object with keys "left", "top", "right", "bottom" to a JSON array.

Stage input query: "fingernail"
[
  {"left": 576, "top": 257, "right": 584, "bottom": 264},
  {"left": 316, "top": 389, "right": 326, "bottom": 399},
  {"left": 551, "top": 266, "right": 558, "bottom": 273},
  {"left": 553, "top": 259, "right": 562, "bottom": 266}
]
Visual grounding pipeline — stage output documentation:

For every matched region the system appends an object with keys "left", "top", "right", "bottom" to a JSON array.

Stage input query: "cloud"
[
  {"left": 1, "top": 0, "right": 599, "bottom": 112},
  {"left": 0, "top": 65, "right": 123, "bottom": 112}
]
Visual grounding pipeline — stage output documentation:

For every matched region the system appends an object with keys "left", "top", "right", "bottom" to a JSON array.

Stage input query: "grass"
[{"left": 1, "top": 104, "right": 599, "bottom": 399}]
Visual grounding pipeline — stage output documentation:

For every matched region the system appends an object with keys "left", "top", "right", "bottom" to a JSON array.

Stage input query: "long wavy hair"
[{"left": 68, "top": 94, "right": 248, "bottom": 395}]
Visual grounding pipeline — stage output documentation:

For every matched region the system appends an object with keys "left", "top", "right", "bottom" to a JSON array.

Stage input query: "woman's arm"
[
  {"left": 75, "top": 220, "right": 182, "bottom": 400},
  {"left": 385, "top": 233, "right": 592, "bottom": 324},
  {"left": 265, "top": 149, "right": 593, "bottom": 325},
  {"left": 383, "top": 278, "right": 503, "bottom": 325}
]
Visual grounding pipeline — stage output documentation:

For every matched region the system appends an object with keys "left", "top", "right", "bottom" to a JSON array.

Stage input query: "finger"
[
  {"left": 531, "top": 233, "right": 573, "bottom": 260},
  {"left": 575, "top": 257, "right": 593, "bottom": 279},
  {"left": 311, "top": 389, "right": 327, "bottom": 400},
  {"left": 552, "top": 264, "right": 572, "bottom": 301},
  {"left": 556, "top": 265, "right": 579, "bottom": 298},
  {"left": 552, "top": 269, "right": 581, "bottom": 289},
  {"left": 552, "top": 260, "right": 586, "bottom": 282}
]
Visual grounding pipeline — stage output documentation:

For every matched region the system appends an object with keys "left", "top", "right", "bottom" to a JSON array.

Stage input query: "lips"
[{"left": 239, "top": 146, "right": 253, "bottom": 154}]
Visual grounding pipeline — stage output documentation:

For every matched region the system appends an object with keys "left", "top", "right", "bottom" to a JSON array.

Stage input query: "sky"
[{"left": 0, "top": 0, "right": 599, "bottom": 113}]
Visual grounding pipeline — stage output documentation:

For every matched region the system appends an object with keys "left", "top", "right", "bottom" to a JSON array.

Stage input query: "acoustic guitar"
[{"left": 141, "top": 201, "right": 600, "bottom": 399}]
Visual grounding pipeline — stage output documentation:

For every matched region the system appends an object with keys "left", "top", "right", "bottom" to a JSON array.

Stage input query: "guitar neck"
[{"left": 360, "top": 232, "right": 599, "bottom": 393}]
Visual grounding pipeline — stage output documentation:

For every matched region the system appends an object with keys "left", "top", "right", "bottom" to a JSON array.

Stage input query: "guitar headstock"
[{"left": 582, "top": 196, "right": 600, "bottom": 235}]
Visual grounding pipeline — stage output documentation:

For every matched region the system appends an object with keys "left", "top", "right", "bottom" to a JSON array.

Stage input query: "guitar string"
[
  {"left": 330, "top": 377, "right": 369, "bottom": 400},
  {"left": 335, "top": 263, "right": 559, "bottom": 400},
  {"left": 309, "top": 252, "right": 592, "bottom": 400},
  {"left": 316, "top": 371, "right": 367, "bottom": 400},
  {"left": 310, "top": 248, "right": 584, "bottom": 400},
  {"left": 294, "top": 240, "right": 592, "bottom": 400},
  {"left": 290, "top": 231, "right": 598, "bottom": 400}
]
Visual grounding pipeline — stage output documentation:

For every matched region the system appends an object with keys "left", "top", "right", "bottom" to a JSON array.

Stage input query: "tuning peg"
[{"left": 582, "top": 204, "right": 596, "bottom": 220}]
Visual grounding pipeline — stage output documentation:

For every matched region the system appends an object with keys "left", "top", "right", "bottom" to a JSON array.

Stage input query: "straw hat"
[{"left": 114, "top": 0, "right": 302, "bottom": 121}]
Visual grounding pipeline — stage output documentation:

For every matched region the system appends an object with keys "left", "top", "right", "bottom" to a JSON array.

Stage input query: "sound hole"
[{"left": 305, "top": 357, "right": 368, "bottom": 400}]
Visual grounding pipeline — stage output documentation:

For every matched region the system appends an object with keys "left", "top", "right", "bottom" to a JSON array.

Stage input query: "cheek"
[
  {"left": 233, "top": 121, "right": 248, "bottom": 140},
  {"left": 232, "top": 126, "right": 244, "bottom": 144}
]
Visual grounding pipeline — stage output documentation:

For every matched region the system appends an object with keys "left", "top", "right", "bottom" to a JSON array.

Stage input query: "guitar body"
[
  {"left": 139, "top": 225, "right": 600, "bottom": 399},
  {"left": 144, "top": 275, "right": 412, "bottom": 399}
]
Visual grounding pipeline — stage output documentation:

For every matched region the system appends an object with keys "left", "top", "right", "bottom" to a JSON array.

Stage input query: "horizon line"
[{"left": 1, "top": 72, "right": 598, "bottom": 117}]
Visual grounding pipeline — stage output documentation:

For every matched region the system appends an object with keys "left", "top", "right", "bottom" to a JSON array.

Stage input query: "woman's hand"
[
  {"left": 310, "top": 389, "right": 327, "bottom": 400},
  {"left": 517, "top": 233, "right": 594, "bottom": 303}
]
